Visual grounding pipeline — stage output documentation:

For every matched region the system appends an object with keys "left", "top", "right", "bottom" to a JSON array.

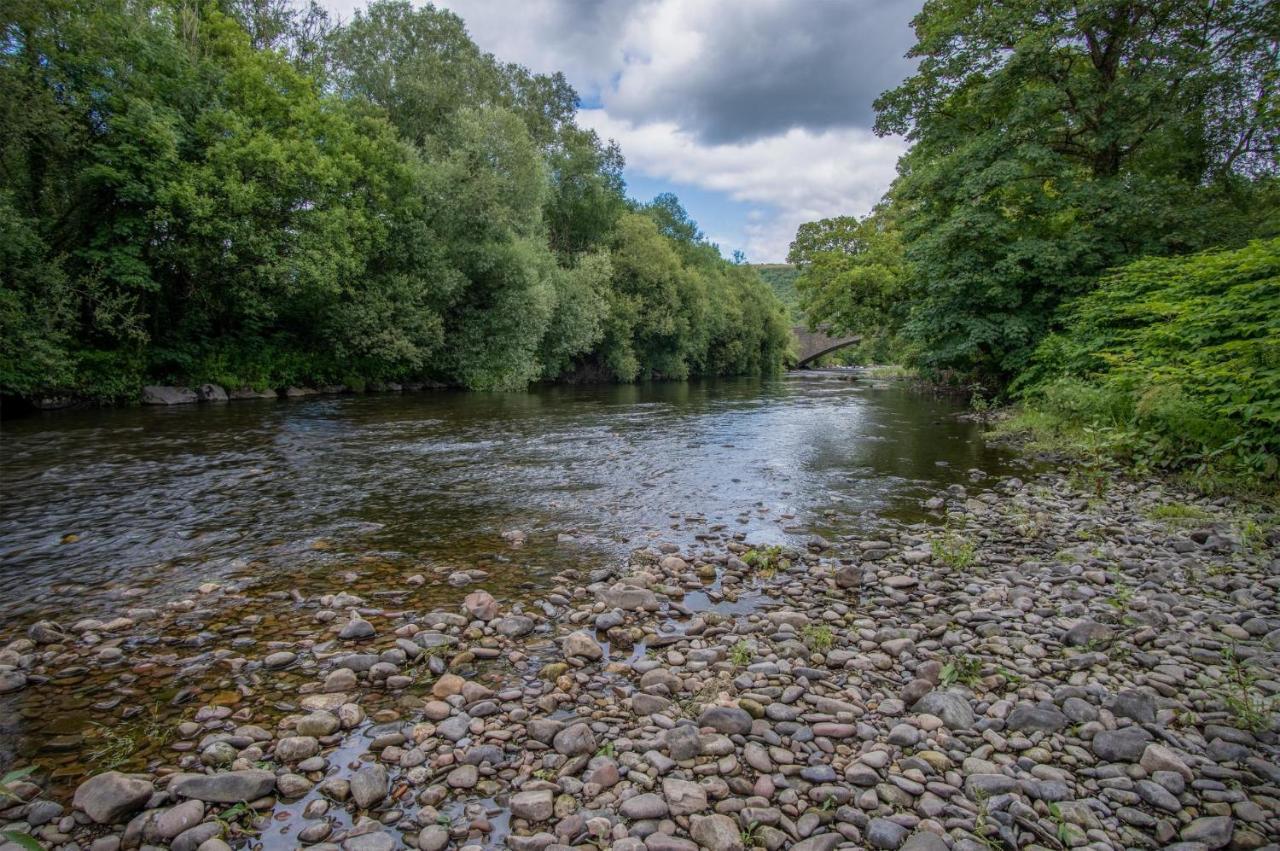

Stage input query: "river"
[
  {"left": 0, "top": 371, "right": 1031, "bottom": 793},
  {"left": 1, "top": 373, "right": 1026, "bottom": 620}
]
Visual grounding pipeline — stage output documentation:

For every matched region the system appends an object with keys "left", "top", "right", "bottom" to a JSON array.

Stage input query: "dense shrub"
[{"left": 1016, "top": 239, "right": 1280, "bottom": 480}]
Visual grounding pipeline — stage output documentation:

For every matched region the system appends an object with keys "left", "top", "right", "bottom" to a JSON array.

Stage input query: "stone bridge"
[{"left": 792, "top": 326, "right": 861, "bottom": 367}]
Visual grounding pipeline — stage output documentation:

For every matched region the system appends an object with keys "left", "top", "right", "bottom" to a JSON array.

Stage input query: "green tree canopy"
[
  {"left": 0, "top": 0, "right": 789, "bottom": 401},
  {"left": 869, "top": 0, "right": 1278, "bottom": 379},
  {"left": 789, "top": 210, "right": 905, "bottom": 338}
]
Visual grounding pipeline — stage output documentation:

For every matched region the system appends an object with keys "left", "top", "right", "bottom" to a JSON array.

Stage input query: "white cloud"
[
  {"left": 438, "top": 0, "right": 917, "bottom": 141},
  {"left": 580, "top": 110, "right": 905, "bottom": 261},
  {"left": 322, "top": 0, "right": 916, "bottom": 261}
]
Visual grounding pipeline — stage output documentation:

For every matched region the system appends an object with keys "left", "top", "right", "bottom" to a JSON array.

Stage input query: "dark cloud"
[
  {"left": 612, "top": 0, "right": 920, "bottom": 143},
  {"left": 439, "top": 0, "right": 921, "bottom": 144}
]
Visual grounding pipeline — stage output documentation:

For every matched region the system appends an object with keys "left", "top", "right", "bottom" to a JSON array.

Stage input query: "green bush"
[{"left": 1017, "top": 238, "right": 1280, "bottom": 482}]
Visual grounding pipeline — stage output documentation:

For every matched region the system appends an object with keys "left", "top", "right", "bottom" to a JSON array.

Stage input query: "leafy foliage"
[
  {"left": 792, "top": 0, "right": 1277, "bottom": 387},
  {"left": 0, "top": 0, "right": 787, "bottom": 402},
  {"left": 752, "top": 264, "right": 803, "bottom": 321},
  {"left": 788, "top": 208, "right": 906, "bottom": 341},
  {"left": 786, "top": 0, "right": 1277, "bottom": 489},
  {"left": 1017, "top": 238, "right": 1280, "bottom": 480}
]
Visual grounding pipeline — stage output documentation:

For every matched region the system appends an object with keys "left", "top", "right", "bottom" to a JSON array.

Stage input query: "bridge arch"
[{"left": 792, "top": 326, "right": 861, "bottom": 368}]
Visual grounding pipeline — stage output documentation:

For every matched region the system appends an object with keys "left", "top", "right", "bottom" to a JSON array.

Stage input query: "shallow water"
[
  {"left": 0, "top": 372, "right": 1026, "bottom": 622},
  {"left": 0, "top": 371, "right": 1034, "bottom": 801}
]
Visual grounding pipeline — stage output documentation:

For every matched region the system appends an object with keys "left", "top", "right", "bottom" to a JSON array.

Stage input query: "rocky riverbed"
[{"left": 2, "top": 469, "right": 1278, "bottom": 851}]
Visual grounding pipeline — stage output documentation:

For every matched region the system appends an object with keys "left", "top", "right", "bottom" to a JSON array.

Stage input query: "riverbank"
[
  {"left": 977, "top": 406, "right": 1280, "bottom": 506},
  {"left": 2, "top": 466, "right": 1277, "bottom": 851}
]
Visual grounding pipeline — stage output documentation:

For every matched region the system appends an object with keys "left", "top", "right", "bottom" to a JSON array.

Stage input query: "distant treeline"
[
  {"left": 789, "top": 0, "right": 1279, "bottom": 484},
  {"left": 0, "top": 0, "right": 790, "bottom": 403},
  {"left": 751, "top": 265, "right": 801, "bottom": 321}
]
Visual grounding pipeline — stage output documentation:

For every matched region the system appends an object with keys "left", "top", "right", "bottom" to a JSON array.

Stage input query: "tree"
[
  {"left": 872, "top": 0, "right": 1279, "bottom": 380},
  {"left": 544, "top": 127, "right": 627, "bottom": 257},
  {"left": 0, "top": 0, "right": 790, "bottom": 400},
  {"left": 789, "top": 209, "right": 905, "bottom": 338},
  {"left": 646, "top": 193, "right": 705, "bottom": 246}
]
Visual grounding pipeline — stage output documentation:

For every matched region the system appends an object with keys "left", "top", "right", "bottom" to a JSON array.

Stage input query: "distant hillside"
[{"left": 752, "top": 264, "right": 802, "bottom": 321}]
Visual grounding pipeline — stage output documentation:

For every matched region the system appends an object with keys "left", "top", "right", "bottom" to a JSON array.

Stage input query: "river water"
[
  {"left": 0, "top": 371, "right": 1033, "bottom": 794},
  {"left": 1, "top": 372, "right": 1026, "bottom": 622}
]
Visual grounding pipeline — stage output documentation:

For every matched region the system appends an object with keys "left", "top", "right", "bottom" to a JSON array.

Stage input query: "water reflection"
[{"left": 0, "top": 373, "right": 1029, "bottom": 622}]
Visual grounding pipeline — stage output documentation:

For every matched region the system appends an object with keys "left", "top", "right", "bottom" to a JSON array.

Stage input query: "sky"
[{"left": 319, "top": 0, "right": 922, "bottom": 262}]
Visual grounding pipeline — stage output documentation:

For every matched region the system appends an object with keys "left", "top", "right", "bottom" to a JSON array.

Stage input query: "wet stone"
[
  {"left": 72, "top": 772, "right": 153, "bottom": 824},
  {"left": 151, "top": 800, "right": 204, "bottom": 840},
  {"left": 350, "top": 764, "right": 389, "bottom": 810},
  {"left": 169, "top": 770, "right": 276, "bottom": 803},
  {"left": 276, "top": 735, "right": 320, "bottom": 762},
  {"left": 446, "top": 764, "right": 477, "bottom": 789},
  {"left": 340, "top": 619, "right": 375, "bottom": 640},
  {"left": 263, "top": 650, "right": 296, "bottom": 668},
  {"left": 296, "top": 711, "right": 341, "bottom": 737}
]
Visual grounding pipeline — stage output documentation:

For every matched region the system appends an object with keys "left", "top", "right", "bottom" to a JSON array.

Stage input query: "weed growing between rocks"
[
  {"left": 1220, "top": 645, "right": 1280, "bottom": 734},
  {"left": 930, "top": 531, "right": 977, "bottom": 569}
]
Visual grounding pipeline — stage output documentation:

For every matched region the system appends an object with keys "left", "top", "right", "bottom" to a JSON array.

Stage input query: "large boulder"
[
  {"left": 142, "top": 386, "right": 198, "bottom": 406},
  {"left": 196, "top": 384, "right": 228, "bottom": 403},
  {"left": 73, "top": 771, "right": 153, "bottom": 823},
  {"left": 228, "top": 387, "right": 278, "bottom": 400}
]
